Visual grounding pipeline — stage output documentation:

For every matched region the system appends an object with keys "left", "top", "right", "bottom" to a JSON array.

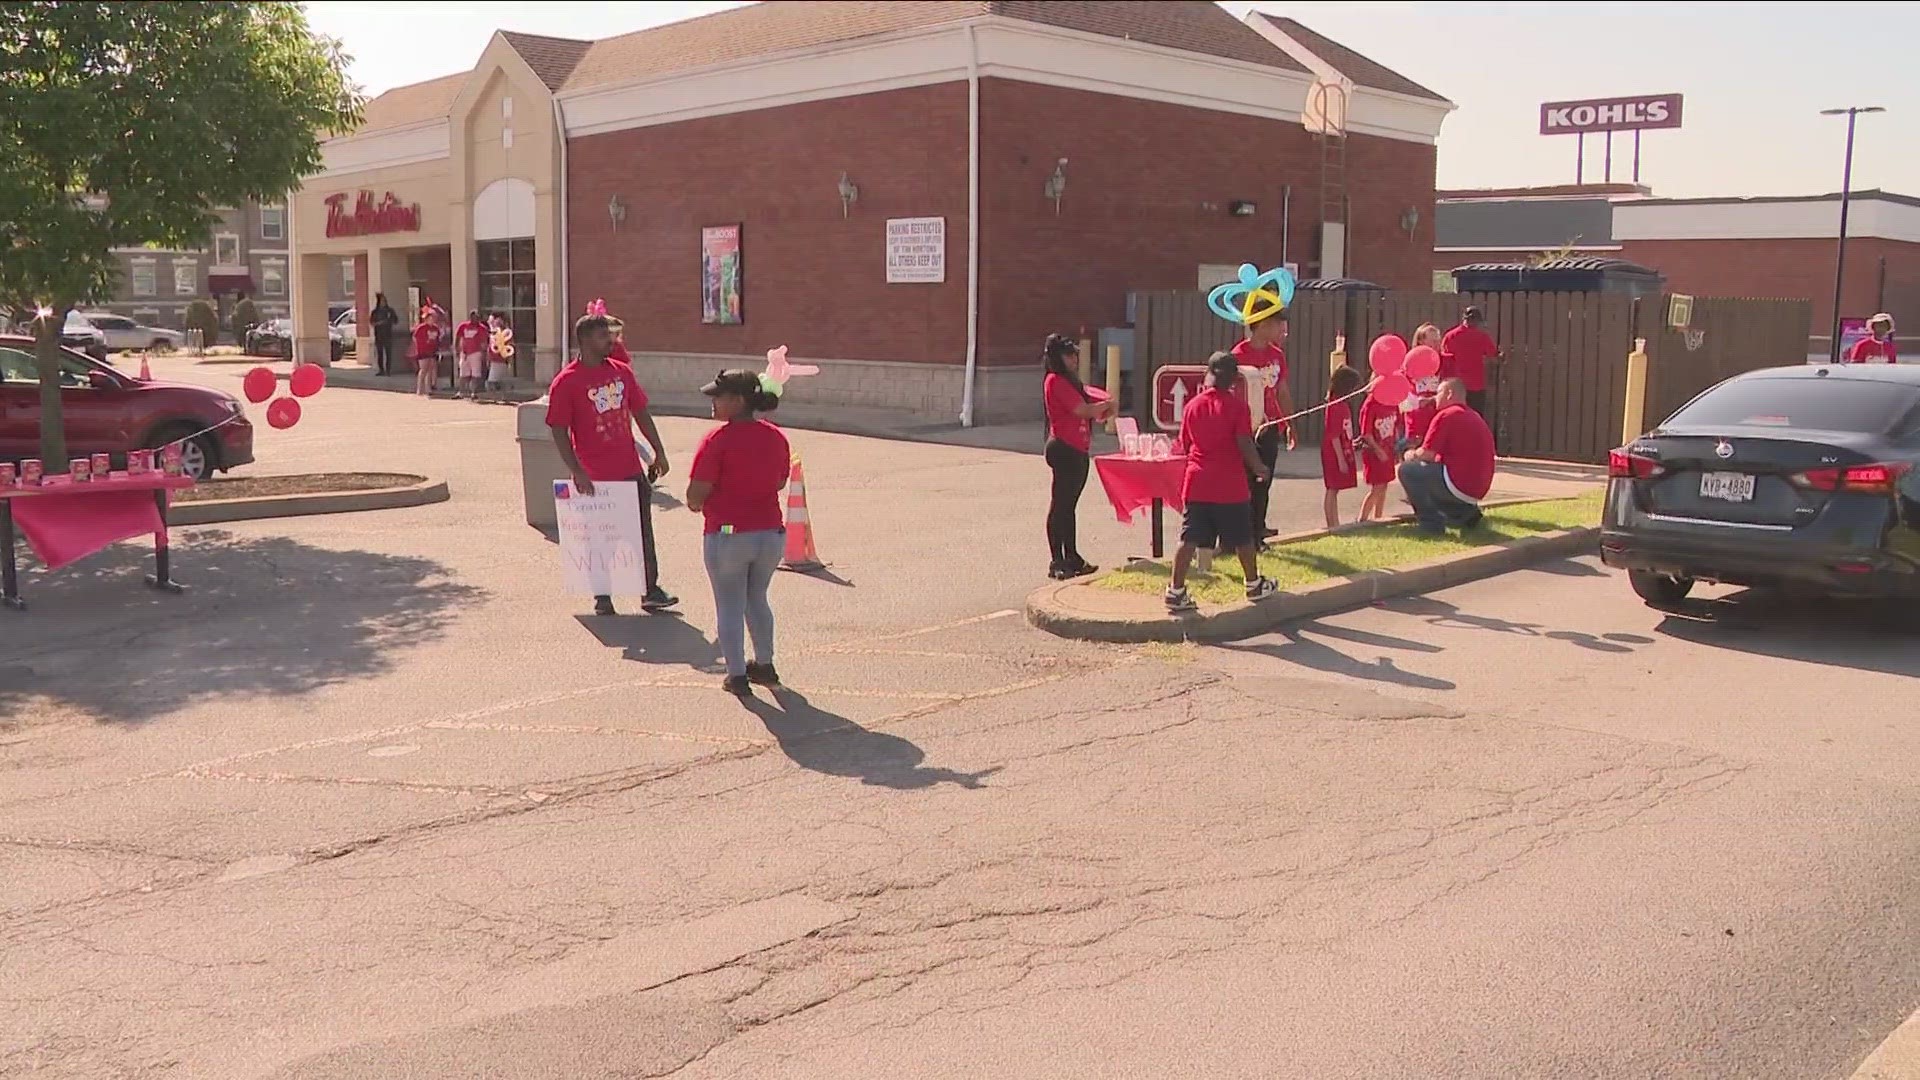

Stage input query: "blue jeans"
[
  {"left": 703, "top": 529, "right": 784, "bottom": 677},
  {"left": 1397, "top": 459, "right": 1480, "bottom": 532}
]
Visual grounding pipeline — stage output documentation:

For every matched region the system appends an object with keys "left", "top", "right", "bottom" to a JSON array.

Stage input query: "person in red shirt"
[
  {"left": 1357, "top": 373, "right": 1402, "bottom": 523},
  {"left": 687, "top": 369, "right": 792, "bottom": 695},
  {"left": 409, "top": 312, "right": 440, "bottom": 398},
  {"left": 1846, "top": 313, "right": 1898, "bottom": 363},
  {"left": 1320, "top": 366, "right": 1363, "bottom": 528},
  {"left": 1165, "top": 352, "right": 1279, "bottom": 612},
  {"left": 1229, "top": 311, "right": 1296, "bottom": 541},
  {"left": 547, "top": 313, "right": 678, "bottom": 617},
  {"left": 1399, "top": 378, "right": 1495, "bottom": 535},
  {"left": 1440, "top": 307, "right": 1501, "bottom": 420},
  {"left": 1040, "top": 333, "right": 1113, "bottom": 580},
  {"left": 453, "top": 310, "right": 488, "bottom": 399}
]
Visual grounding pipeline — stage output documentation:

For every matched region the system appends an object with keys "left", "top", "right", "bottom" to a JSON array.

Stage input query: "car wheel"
[
  {"left": 330, "top": 340, "right": 344, "bottom": 363},
  {"left": 151, "top": 338, "right": 174, "bottom": 353},
  {"left": 148, "top": 426, "right": 217, "bottom": 482},
  {"left": 1628, "top": 569, "right": 1694, "bottom": 607}
]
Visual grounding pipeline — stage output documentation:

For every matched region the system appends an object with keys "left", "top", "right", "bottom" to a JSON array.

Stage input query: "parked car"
[
  {"left": 1601, "top": 364, "right": 1920, "bottom": 604},
  {"left": 60, "top": 312, "right": 109, "bottom": 362},
  {"left": 329, "top": 310, "right": 356, "bottom": 357},
  {"left": 246, "top": 318, "right": 344, "bottom": 363},
  {"left": 74, "top": 312, "right": 184, "bottom": 353},
  {"left": 0, "top": 335, "right": 254, "bottom": 481}
]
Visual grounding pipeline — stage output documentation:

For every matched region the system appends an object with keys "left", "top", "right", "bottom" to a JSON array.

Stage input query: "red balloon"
[
  {"left": 1404, "top": 345, "right": 1441, "bottom": 380},
  {"left": 289, "top": 362, "right": 326, "bottom": 398},
  {"left": 242, "top": 366, "right": 277, "bottom": 404},
  {"left": 1369, "top": 373, "right": 1412, "bottom": 408},
  {"left": 266, "top": 396, "right": 302, "bottom": 430},
  {"left": 1368, "top": 334, "right": 1408, "bottom": 376}
]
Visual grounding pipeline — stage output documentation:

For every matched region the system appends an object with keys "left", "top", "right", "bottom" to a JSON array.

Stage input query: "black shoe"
[
  {"left": 746, "top": 662, "right": 780, "bottom": 686},
  {"left": 641, "top": 589, "right": 679, "bottom": 612},
  {"left": 1048, "top": 562, "right": 1070, "bottom": 581},
  {"left": 1066, "top": 559, "right": 1099, "bottom": 578},
  {"left": 1459, "top": 511, "right": 1486, "bottom": 531},
  {"left": 593, "top": 596, "right": 616, "bottom": 616},
  {"left": 723, "top": 675, "right": 753, "bottom": 696},
  {"left": 1262, "top": 527, "right": 1280, "bottom": 539}
]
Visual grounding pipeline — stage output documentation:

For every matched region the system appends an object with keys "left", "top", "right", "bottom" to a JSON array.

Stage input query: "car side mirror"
[{"left": 87, "top": 370, "right": 115, "bottom": 390}]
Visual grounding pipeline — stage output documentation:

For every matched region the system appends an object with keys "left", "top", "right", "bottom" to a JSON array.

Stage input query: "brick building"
[
  {"left": 295, "top": 1, "right": 1451, "bottom": 419},
  {"left": 98, "top": 201, "right": 294, "bottom": 332},
  {"left": 1435, "top": 185, "right": 1920, "bottom": 358}
]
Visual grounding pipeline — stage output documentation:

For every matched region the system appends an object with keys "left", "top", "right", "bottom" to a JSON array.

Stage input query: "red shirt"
[
  {"left": 1043, "top": 373, "right": 1106, "bottom": 452},
  {"left": 1230, "top": 339, "right": 1287, "bottom": 420},
  {"left": 1175, "top": 387, "right": 1252, "bottom": 504},
  {"left": 690, "top": 419, "right": 791, "bottom": 535},
  {"left": 1847, "top": 336, "right": 1897, "bottom": 363},
  {"left": 546, "top": 358, "right": 648, "bottom": 482},
  {"left": 454, "top": 321, "right": 487, "bottom": 356},
  {"left": 410, "top": 322, "right": 439, "bottom": 360},
  {"left": 1358, "top": 396, "right": 1401, "bottom": 458},
  {"left": 1421, "top": 402, "right": 1496, "bottom": 501},
  {"left": 1440, "top": 325, "right": 1498, "bottom": 392}
]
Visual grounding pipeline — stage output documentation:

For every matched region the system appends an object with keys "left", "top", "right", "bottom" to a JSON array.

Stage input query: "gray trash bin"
[{"left": 517, "top": 397, "right": 566, "bottom": 530}]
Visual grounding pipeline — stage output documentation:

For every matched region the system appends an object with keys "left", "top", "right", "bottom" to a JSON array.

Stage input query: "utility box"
[{"left": 517, "top": 397, "right": 564, "bottom": 530}]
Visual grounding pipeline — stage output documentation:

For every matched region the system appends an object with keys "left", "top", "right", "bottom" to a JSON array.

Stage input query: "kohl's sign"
[{"left": 1539, "top": 94, "right": 1683, "bottom": 136}]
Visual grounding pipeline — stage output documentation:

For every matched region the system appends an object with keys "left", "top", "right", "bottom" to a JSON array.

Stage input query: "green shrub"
[
  {"left": 229, "top": 297, "right": 260, "bottom": 342},
  {"left": 184, "top": 300, "right": 219, "bottom": 343}
]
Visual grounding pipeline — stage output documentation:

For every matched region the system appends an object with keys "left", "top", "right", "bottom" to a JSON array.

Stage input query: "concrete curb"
[
  {"left": 169, "top": 476, "right": 449, "bottom": 526},
  {"left": 1027, "top": 525, "right": 1599, "bottom": 644}
]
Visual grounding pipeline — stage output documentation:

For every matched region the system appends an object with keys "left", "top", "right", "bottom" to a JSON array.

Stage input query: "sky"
[{"left": 302, "top": 1, "right": 1915, "bottom": 199}]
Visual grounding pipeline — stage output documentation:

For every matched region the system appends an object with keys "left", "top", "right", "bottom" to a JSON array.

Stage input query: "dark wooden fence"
[{"left": 1131, "top": 289, "right": 1810, "bottom": 464}]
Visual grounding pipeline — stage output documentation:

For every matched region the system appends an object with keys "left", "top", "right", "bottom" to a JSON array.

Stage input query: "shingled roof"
[
  {"left": 350, "top": 1, "right": 1314, "bottom": 135},
  {"left": 1245, "top": 12, "right": 1447, "bottom": 104}
]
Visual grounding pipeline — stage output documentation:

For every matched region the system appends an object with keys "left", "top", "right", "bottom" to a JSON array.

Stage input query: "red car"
[{"left": 0, "top": 335, "right": 253, "bottom": 481}]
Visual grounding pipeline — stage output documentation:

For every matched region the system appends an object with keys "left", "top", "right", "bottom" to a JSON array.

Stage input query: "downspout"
[
  {"left": 958, "top": 24, "right": 981, "bottom": 427},
  {"left": 553, "top": 95, "right": 570, "bottom": 373},
  {"left": 1280, "top": 184, "right": 1291, "bottom": 267}
]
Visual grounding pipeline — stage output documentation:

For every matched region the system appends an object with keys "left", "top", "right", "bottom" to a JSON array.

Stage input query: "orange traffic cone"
[
  {"left": 138, "top": 354, "right": 152, "bottom": 381},
  {"left": 781, "top": 454, "right": 824, "bottom": 571}
]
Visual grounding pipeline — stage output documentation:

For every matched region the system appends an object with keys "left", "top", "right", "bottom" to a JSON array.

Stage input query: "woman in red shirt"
[
  {"left": 1040, "top": 334, "right": 1113, "bottom": 580},
  {"left": 687, "top": 369, "right": 793, "bottom": 696}
]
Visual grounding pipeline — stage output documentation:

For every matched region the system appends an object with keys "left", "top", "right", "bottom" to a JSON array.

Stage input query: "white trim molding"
[
  {"left": 559, "top": 16, "right": 1450, "bottom": 146},
  {"left": 1615, "top": 195, "right": 1920, "bottom": 244},
  {"left": 318, "top": 119, "right": 452, "bottom": 179}
]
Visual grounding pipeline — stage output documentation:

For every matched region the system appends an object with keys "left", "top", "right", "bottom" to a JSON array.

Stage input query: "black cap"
[
  {"left": 701, "top": 368, "right": 762, "bottom": 397},
  {"left": 1206, "top": 350, "right": 1239, "bottom": 384}
]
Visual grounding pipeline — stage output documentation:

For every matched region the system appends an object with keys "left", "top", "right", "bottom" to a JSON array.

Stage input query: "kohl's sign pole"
[{"left": 1539, "top": 93, "right": 1683, "bottom": 185}]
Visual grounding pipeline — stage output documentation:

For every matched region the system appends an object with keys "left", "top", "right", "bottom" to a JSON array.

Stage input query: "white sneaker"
[{"left": 1244, "top": 576, "right": 1279, "bottom": 601}]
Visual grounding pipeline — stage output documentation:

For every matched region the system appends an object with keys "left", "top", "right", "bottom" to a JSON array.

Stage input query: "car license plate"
[{"left": 1699, "top": 472, "right": 1755, "bottom": 502}]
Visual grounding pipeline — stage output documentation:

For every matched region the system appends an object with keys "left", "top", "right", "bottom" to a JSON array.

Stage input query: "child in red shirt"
[
  {"left": 1165, "top": 352, "right": 1279, "bottom": 612},
  {"left": 1357, "top": 382, "right": 1402, "bottom": 522},
  {"left": 1320, "top": 366, "right": 1362, "bottom": 528}
]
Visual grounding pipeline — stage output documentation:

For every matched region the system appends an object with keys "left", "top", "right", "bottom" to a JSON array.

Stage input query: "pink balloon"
[
  {"left": 1368, "top": 334, "right": 1408, "bottom": 376},
  {"left": 1403, "top": 345, "right": 1441, "bottom": 380},
  {"left": 289, "top": 362, "right": 326, "bottom": 398},
  {"left": 266, "top": 396, "right": 302, "bottom": 430},
  {"left": 1369, "top": 373, "right": 1412, "bottom": 408},
  {"left": 242, "top": 366, "right": 277, "bottom": 404}
]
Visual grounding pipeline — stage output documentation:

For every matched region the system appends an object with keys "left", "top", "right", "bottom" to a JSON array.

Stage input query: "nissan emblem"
[{"left": 1714, "top": 439, "right": 1734, "bottom": 459}]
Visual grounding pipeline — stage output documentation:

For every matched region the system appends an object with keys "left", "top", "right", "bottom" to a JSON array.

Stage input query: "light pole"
[{"left": 1820, "top": 106, "right": 1884, "bottom": 362}]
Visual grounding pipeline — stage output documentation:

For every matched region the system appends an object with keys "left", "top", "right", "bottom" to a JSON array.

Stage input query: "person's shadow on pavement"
[
  {"left": 577, "top": 611, "right": 722, "bottom": 671},
  {"left": 742, "top": 687, "right": 1000, "bottom": 790}
]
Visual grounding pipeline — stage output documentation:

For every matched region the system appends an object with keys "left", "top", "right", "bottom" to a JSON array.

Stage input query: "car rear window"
[{"left": 1662, "top": 376, "right": 1920, "bottom": 435}]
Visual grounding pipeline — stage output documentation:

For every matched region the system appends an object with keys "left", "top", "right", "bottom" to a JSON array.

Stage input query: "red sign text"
[{"left": 324, "top": 191, "right": 422, "bottom": 238}]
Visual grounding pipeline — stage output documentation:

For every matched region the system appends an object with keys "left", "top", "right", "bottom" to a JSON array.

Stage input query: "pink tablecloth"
[
  {"left": 2, "top": 474, "right": 194, "bottom": 570},
  {"left": 1092, "top": 455, "right": 1187, "bottom": 524}
]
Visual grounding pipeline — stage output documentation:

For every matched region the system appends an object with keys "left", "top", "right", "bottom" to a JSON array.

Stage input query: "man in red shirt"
[
  {"left": 1440, "top": 307, "right": 1501, "bottom": 421},
  {"left": 1229, "top": 311, "right": 1296, "bottom": 541},
  {"left": 1846, "top": 313, "right": 1898, "bottom": 363},
  {"left": 453, "top": 309, "right": 489, "bottom": 399},
  {"left": 1399, "top": 378, "right": 1495, "bottom": 535},
  {"left": 1165, "top": 352, "right": 1279, "bottom": 612},
  {"left": 547, "top": 313, "right": 678, "bottom": 616}
]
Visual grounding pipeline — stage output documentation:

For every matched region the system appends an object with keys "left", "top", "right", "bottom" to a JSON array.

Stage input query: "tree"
[
  {"left": 183, "top": 300, "right": 220, "bottom": 348},
  {"left": 0, "top": 3, "right": 361, "bottom": 465},
  {"left": 231, "top": 297, "right": 261, "bottom": 344}
]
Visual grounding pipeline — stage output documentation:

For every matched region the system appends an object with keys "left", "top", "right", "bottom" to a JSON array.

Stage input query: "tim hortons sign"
[
  {"left": 324, "top": 190, "right": 421, "bottom": 238},
  {"left": 1538, "top": 94, "right": 1683, "bottom": 136}
]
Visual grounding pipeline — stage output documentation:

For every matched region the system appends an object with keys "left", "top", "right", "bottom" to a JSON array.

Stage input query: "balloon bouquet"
[
  {"left": 242, "top": 359, "right": 327, "bottom": 429},
  {"left": 1362, "top": 334, "right": 1441, "bottom": 410}
]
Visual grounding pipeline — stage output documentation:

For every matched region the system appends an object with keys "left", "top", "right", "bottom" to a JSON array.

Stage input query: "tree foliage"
[
  {"left": 230, "top": 297, "right": 261, "bottom": 342},
  {"left": 0, "top": 1, "right": 362, "bottom": 462},
  {"left": 183, "top": 299, "right": 220, "bottom": 343}
]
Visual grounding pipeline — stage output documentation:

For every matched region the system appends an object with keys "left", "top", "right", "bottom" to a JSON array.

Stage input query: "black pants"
[
  {"left": 373, "top": 332, "right": 393, "bottom": 375},
  {"left": 594, "top": 475, "right": 662, "bottom": 600},
  {"left": 1044, "top": 438, "right": 1090, "bottom": 568},
  {"left": 1248, "top": 426, "right": 1282, "bottom": 537},
  {"left": 1466, "top": 389, "right": 1489, "bottom": 420}
]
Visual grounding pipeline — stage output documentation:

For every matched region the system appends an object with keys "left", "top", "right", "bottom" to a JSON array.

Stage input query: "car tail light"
[
  {"left": 1790, "top": 462, "right": 1910, "bottom": 495},
  {"left": 1607, "top": 448, "right": 1665, "bottom": 480}
]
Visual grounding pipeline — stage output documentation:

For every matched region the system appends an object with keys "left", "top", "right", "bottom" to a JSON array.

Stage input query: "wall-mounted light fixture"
[
  {"left": 837, "top": 172, "right": 859, "bottom": 218},
  {"left": 1044, "top": 158, "right": 1068, "bottom": 215},
  {"left": 1229, "top": 200, "right": 1257, "bottom": 217},
  {"left": 608, "top": 195, "right": 627, "bottom": 233},
  {"left": 1399, "top": 206, "right": 1420, "bottom": 238}
]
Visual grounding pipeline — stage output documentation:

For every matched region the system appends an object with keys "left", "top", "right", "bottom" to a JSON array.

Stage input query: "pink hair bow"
[{"left": 584, "top": 298, "right": 608, "bottom": 317}]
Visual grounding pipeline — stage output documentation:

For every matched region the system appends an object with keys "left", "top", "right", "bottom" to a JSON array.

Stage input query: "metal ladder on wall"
[{"left": 1311, "top": 81, "right": 1349, "bottom": 277}]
